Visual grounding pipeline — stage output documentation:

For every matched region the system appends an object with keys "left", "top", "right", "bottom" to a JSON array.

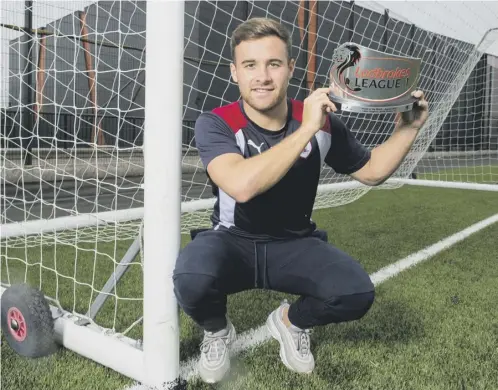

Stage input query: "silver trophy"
[{"left": 328, "top": 42, "right": 422, "bottom": 115}]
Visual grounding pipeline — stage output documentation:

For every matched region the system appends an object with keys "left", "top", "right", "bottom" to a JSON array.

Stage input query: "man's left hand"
[{"left": 398, "top": 90, "right": 429, "bottom": 130}]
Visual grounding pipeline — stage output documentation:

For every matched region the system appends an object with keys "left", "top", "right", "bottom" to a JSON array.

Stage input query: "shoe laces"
[
  {"left": 293, "top": 328, "right": 312, "bottom": 357},
  {"left": 200, "top": 330, "right": 230, "bottom": 362},
  {"left": 280, "top": 300, "right": 312, "bottom": 358}
]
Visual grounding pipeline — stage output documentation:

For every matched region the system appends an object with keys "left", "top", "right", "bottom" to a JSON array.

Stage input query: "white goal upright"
[{"left": 1, "top": 1, "right": 497, "bottom": 389}]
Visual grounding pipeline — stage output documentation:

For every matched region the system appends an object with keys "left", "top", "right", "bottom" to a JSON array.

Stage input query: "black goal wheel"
[{"left": 1, "top": 283, "right": 59, "bottom": 358}]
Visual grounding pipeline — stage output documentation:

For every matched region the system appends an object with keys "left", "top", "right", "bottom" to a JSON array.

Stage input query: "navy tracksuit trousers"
[{"left": 173, "top": 227, "right": 375, "bottom": 332}]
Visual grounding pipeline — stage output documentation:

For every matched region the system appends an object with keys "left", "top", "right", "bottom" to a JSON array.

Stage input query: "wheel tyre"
[{"left": 1, "top": 283, "right": 59, "bottom": 358}]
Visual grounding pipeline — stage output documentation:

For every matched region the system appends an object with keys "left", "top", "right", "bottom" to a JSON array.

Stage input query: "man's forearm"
[
  {"left": 369, "top": 126, "right": 419, "bottom": 183},
  {"left": 354, "top": 90, "right": 428, "bottom": 186},
  {"left": 231, "top": 125, "right": 316, "bottom": 201}
]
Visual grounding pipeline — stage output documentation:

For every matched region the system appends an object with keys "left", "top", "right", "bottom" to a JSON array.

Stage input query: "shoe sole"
[{"left": 266, "top": 311, "right": 313, "bottom": 374}]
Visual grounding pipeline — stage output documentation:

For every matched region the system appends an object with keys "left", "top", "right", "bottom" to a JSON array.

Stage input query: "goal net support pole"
[{"left": 142, "top": 0, "right": 183, "bottom": 387}]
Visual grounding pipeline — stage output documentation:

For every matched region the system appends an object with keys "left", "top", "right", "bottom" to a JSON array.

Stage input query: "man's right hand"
[{"left": 301, "top": 87, "right": 338, "bottom": 133}]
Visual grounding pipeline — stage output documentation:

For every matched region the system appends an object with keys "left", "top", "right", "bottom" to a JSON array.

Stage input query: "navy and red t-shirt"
[{"left": 194, "top": 98, "right": 371, "bottom": 240}]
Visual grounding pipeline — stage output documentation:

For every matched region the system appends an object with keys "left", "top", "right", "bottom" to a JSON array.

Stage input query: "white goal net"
[
  {"left": 1, "top": 0, "right": 497, "bottom": 386},
  {"left": 1, "top": 0, "right": 148, "bottom": 342}
]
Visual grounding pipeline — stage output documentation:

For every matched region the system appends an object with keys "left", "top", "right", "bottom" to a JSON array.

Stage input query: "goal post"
[{"left": 142, "top": 0, "right": 183, "bottom": 387}]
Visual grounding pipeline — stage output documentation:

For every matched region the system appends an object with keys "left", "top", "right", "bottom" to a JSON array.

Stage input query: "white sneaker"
[
  {"left": 198, "top": 319, "right": 236, "bottom": 383},
  {"left": 266, "top": 300, "right": 315, "bottom": 374}
]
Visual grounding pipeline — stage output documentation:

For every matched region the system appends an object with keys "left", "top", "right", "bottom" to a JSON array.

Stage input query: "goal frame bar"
[{"left": 141, "top": 1, "right": 183, "bottom": 387}]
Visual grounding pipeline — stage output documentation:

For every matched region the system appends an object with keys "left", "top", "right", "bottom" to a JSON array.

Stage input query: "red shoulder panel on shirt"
[
  {"left": 212, "top": 101, "right": 247, "bottom": 133},
  {"left": 291, "top": 98, "right": 331, "bottom": 133}
]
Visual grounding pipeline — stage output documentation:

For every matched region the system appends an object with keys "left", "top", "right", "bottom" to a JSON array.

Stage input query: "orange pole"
[
  {"left": 35, "top": 34, "right": 46, "bottom": 118},
  {"left": 79, "top": 11, "right": 104, "bottom": 146}
]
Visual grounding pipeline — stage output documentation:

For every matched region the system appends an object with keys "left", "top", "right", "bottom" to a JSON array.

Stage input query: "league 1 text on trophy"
[{"left": 328, "top": 42, "right": 422, "bottom": 115}]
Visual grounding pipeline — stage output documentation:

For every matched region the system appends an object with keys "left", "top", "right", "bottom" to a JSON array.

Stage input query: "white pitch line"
[
  {"left": 125, "top": 212, "right": 498, "bottom": 390},
  {"left": 369, "top": 212, "right": 498, "bottom": 285}
]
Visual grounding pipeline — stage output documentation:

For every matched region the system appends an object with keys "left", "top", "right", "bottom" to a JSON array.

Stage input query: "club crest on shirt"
[{"left": 300, "top": 141, "right": 312, "bottom": 158}]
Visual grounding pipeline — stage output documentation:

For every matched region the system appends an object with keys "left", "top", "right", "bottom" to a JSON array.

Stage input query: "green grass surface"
[{"left": 1, "top": 185, "right": 498, "bottom": 390}]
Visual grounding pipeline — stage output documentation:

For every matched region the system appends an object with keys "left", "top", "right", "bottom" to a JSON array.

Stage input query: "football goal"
[{"left": 1, "top": 1, "right": 497, "bottom": 389}]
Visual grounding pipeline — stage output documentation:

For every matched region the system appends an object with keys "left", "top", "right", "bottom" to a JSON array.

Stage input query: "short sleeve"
[
  {"left": 324, "top": 114, "right": 371, "bottom": 174},
  {"left": 194, "top": 112, "right": 243, "bottom": 169}
]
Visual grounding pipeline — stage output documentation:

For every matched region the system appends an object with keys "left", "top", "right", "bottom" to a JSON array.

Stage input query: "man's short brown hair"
[{"left": 230, "top": 17, "right": 292, "bottom": 61}]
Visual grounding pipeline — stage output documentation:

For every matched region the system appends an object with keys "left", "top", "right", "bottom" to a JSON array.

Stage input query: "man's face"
[{"left": 230, "top": 36, "right": 294, "bottom": 113}]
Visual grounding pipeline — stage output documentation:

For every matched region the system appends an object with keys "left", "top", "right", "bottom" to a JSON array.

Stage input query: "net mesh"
[{"left": 1, "top": 0, "right": 497, "bottom": 338}]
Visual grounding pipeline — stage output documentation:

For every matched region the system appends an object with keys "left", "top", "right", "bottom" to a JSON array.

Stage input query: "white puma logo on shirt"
[{"left": 247, "top": 139, "right": 265, "bottom": 154}]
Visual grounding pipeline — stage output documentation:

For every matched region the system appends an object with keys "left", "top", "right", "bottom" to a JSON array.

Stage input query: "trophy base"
[{"left": 329, "top": 94, "right": 417, "bottom": 114}]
